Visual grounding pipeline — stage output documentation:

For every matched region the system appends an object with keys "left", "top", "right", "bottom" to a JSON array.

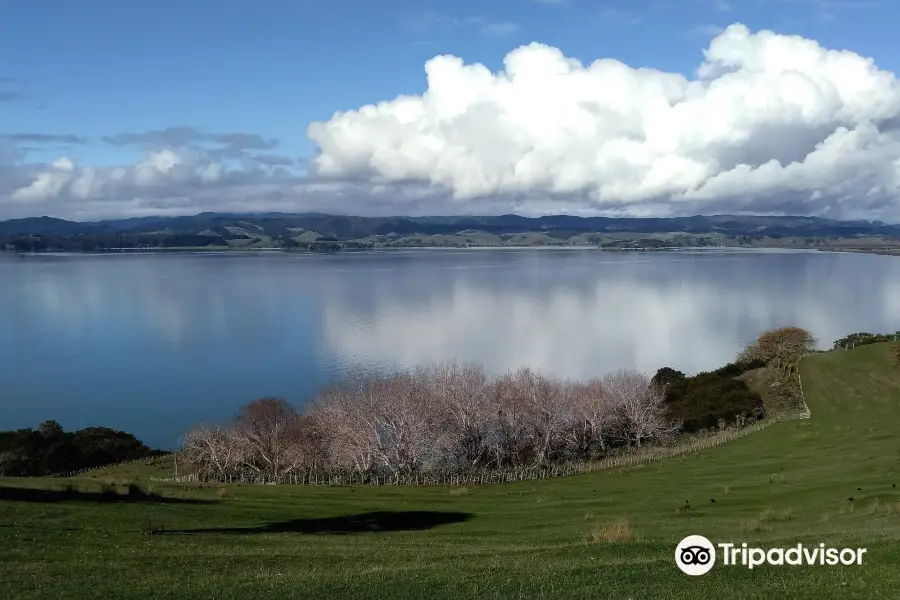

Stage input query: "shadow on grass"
[
  {"left": 163, "top": 510, "right": 472, "bottom": 535},
  {"left": 0, "top": 485, "right": 215, "bottom": 505}
]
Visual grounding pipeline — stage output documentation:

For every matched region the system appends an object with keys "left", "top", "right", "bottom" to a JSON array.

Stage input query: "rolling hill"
[
  {"left": 2, "top": 343, "right": 899, "bottom": 599},
  {"left": 2, "top": 212, "right": 900, "bottom": 242}
]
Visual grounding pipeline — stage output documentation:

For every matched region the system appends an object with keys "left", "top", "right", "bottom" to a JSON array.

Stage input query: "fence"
[
  {"left": 149, "top": 415, "right": 796, "bottom": 488},
  {"left": 796, "top": 353, "right": 812, "bottom": 419},
  {"left": 60, "top": 454, "right": 172, "bottom": 479},
  {"left": 75, "top": 360, "right": 822, "bottom": 488}
]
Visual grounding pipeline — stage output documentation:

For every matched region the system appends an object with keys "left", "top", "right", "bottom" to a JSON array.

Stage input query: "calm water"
[{"left": 1, "top": 248, "right": 898, "bottom": 449}]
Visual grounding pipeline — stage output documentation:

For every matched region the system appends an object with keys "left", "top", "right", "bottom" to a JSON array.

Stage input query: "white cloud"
[
  {"left": 307, "top": 23, "right": 900, "bottom": 220},
  {"left": 6, "top": 23, "right": 900, "bottom": 221}
]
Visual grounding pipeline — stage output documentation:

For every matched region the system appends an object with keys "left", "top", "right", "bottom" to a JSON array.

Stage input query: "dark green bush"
[
  {"left": 0, "top": 421, "right": 161, "bottom": 477},
  {"left": 653, "top": 366, "right": 765, "bottom": 433},
  {"left": 833, "top": 331, "right": 900, "bottom": 350}
]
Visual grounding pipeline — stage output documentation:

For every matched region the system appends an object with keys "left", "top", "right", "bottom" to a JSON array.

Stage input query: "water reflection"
[
  {"left": 0, "top": 249, "right": 897, "bottom": 448},
  {"left": 319, "top": 250, "right": 899, "bottom": 378}
]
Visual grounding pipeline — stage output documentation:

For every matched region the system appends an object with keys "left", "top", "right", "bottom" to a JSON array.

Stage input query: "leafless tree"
[
  {"left": 517, "top": 368, "right": 570, "bottom": 466},
  {"left": 371, "top": 372, "right": 443, "bottom": 473},
  {"left": 604, "top": 370, "right": 679, "bottom": 448},
  {"left": 565, "top": 378, "right": 621, "bottom": 459},
  {"left": 489, "top": 370, "right": 535, "bottom": 467},
  {"left": 179, "top": 361, "right": 684, "bottom": 481},
  {"left": 233, "top": 397, "right": 305, "bottom": 477},
  {"left": 419, "top": 362, "right": 493, "bottom": 469},
  {"left": 311, "top": 379, "right": 381, "bottom": 473},
  {"left": 290, "top": 412, "right": 330, "bottom": 471}
]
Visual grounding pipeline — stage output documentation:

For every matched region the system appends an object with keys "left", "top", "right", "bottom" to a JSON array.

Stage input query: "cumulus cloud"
[
  {"left": 5, "top": 23, "right": 900, "bottom": 220},
  {"left": 308, "top": 23, "right": 900, "bottom": 220}
]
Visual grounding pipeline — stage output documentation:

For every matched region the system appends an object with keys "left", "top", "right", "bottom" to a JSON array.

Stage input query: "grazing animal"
[
  {"left": 848, "top": 497, "right": 855, "bottom": 502},
  {"left": 893, "top": 484, "right": 896, "bottom": 489},
  {"left": 857, "top": 487, "right": 863, "bottom": 491},
  {"left": 710, "top": 498, "right": 716, "bottom": 503}
]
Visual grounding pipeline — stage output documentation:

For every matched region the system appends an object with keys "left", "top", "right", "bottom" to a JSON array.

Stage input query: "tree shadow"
[
  {"left": 164, "top": 510, "right": 472, "bottom": 535},
  {"left": 0, "top": 485, "right": 214, "bottom": 505}
]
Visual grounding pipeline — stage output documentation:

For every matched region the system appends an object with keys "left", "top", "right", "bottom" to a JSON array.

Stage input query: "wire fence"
[
  {"left": 75, "top": 354, "right": 824, "bottom": 488},
  {"left": 149, "top": 415, "right": 797, "bottom": 487},
  {"left": 60, "top": 454, "right": 172, "bottom": 479}
]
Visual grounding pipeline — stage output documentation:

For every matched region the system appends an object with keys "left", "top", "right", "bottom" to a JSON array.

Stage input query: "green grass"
[{"left": 3, "top": 344, "right": 900, "bottom": 599}]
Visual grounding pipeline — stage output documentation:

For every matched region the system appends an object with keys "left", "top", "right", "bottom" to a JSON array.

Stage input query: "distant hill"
[
  {"left": 3, "top": 212, "right": 900, "bottom": 253},
  {"left": 2, "top": 212, "right": 899, "bottom": 240}
]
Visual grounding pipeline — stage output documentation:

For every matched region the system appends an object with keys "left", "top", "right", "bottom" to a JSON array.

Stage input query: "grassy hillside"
[
  {"left": 5, "top": 213, "right": 900, "bottom": 253},
  {"left": 2, "top": 344, "right": 900, "bottom": 599}
]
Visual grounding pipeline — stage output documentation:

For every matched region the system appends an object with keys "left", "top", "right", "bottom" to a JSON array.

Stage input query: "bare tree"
[
  {"left": 604, "top": 370, "right": 679, "bottom": 448},
  {"left": 178, "top": 359, "right": 692, "bottom": 482},
  {"left": 371, "top": 372, "right": 443, "bottom": 474},
  {"left": 233, "top": 397, "right": 303, "bottom": 477},
  {"left": 180, "top": 423, "right": 244, "bottom": 477},
  {"left": 517, "top": 368, "right": 569, "bottom": 466},
  {"left": 291, "top": 412, "right": 330, "bottom": 471},
  {"left": 311, "top": 379, "right": 381, "bottom": 473},
  {"left": 489, "top": 371, "right": 535, "bottom": 468},
  {"left": 566, "top": 378, "right": 620, "bottom": 459},
  {"left": 420, "top": 362, "right": 492, "bottom": 469}
]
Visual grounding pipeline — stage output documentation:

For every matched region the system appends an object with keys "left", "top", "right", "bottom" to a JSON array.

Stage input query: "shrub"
[
  {"left": 0, "top": 423, "right": 161, "bottom": 477},
  {"left": 833, "top": 331, "right": 900, "bottom": 350},
  {"left": 662, "top": 371, "right": 764, "bottom": 433},
  {"left": 585, "top": 517, "right": 633, "bottom": 543}
]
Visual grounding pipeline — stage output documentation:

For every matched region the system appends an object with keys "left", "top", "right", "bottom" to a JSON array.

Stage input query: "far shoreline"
[{"left": 4, "top": 245, "right": 895, "bottom": 257}]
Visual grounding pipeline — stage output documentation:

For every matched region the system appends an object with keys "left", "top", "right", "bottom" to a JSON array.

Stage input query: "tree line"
[
  {"left": 180, "top": 367, "right": 680, "bottom": 481},
  {"left": 0, "top": 421, "right": 162, "bottom": 476},
  {"left": 180, "top": 328, "right": 815, "bottom": 483},
  {"left": 833, "top": 331, "right": 900, "bottom": 351}
]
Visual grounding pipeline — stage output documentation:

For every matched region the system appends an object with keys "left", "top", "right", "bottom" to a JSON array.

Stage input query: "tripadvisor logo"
[
  {"left": 675, "top": 535, "right": 867, "bottom": 575},
  {"left": 675, "top": 535, "right": 716, "bottom": 575}
]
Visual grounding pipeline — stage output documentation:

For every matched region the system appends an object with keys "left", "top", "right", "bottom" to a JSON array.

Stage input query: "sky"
[{"left": 2, "top": 0, "right": 900, "bottom": 222}]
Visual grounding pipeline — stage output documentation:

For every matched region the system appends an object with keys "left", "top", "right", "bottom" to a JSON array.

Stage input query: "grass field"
[{"left": 2, "top": 343, "right": 900, "bottom": 599}]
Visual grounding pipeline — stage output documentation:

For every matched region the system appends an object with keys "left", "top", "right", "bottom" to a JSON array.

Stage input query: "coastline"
[{"left": 5, "top": 240, "right": 900, "bottom": 256}]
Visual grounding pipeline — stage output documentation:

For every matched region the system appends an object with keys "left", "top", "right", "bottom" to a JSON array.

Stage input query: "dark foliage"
[
  {"left": 709, "top": 359, "right": 767, "bottom": 378},
  {"left": 652, "top": 363, "right": 765, "bottom": 432},
  {"left": 2, "top": 233, "right": 228, "bottom": 252},
  {"left": 833, "top": 331, "right": 900, "bottom": 350},
  {"left": 650, "top": 367, "right": 686, "bottom": 388},
  {"left": 0, "top": 421, "right": 162, "bottom": 476}
]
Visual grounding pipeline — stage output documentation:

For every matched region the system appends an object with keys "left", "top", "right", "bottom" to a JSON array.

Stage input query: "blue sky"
[
  {"left": 2, "top": 0, "right": 891, "bottom": 164},
  {"left": 2, "top": 0, "right": 899, "bottom": 220}
]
